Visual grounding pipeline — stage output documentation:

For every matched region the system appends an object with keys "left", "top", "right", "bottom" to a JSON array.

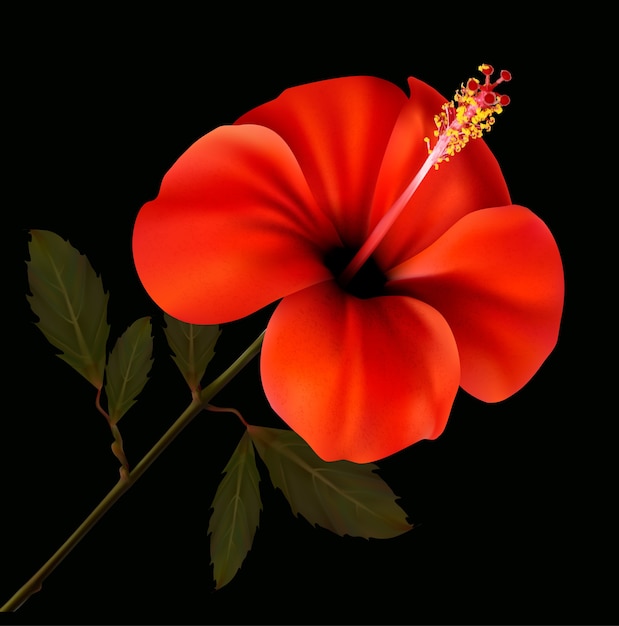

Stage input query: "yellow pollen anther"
[{"left": 425, "top": 63, "right": 511, "bottom": 169}]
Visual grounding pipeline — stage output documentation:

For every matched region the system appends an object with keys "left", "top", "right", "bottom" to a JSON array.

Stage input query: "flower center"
[
  {"left": 325, "top": 247, "right": 387, "bottom": 299},
  {"left": 338, "top": 63, "right": 511, "bottom": 287}
]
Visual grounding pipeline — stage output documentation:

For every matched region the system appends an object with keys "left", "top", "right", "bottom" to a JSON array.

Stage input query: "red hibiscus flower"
[{"left": 132, "top": 66, "right": 564, "bottom": 463}]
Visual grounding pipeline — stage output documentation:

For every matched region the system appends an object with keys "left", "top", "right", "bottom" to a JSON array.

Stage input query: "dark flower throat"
[{"left": 324, "top": 247, "right": 387, "bottom": 299}]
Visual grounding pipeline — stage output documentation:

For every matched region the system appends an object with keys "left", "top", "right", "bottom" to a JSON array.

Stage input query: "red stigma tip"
[
  {"left": 480, "top": 64, "right": 494, "bottom": 76},
  {"left": 500, "top": 69, "right": 512, "bottom": 81}
]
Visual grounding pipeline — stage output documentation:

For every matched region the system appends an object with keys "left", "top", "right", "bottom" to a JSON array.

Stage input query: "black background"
[{"left": 4, "top": 6, "right": 612, "bottom": 625}]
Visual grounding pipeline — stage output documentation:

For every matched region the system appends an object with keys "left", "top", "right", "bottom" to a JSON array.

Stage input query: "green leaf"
[
  {"left": 26, "top": 229, "right": 110, "bottom": 388},
  {"left": 209, "top": 431, "right": 262, "bottom": 589},
  {"left": 104, "top": 317, "right": 153, "bottom": 423},
  {"left": 163, "top": 313, "right": 221, "bottom": 391},
  {"left": 248, "top": 426, "right": 412, "bottom": 539}
]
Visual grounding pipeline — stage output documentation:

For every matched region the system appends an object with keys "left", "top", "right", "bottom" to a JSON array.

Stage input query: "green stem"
[
  {"left": 1, "top": 330, "right": 265, "bottom": 613},
  {"left": 95, "top": 387, "right": 131, "bottom": 479}
]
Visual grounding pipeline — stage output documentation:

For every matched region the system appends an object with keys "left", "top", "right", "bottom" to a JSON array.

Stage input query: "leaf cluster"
[{"left": 25, "top": 229, "right": 412, "bottom": 592}]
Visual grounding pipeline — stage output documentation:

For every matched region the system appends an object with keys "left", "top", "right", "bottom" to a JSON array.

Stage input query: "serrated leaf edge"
[
  {"left": 26, "top": 229, "right": 110, "bottom": 387},
  {"left": 209, "top": 431, "right": 262, "bottom": 589},
  {"left": 249, "top": 426, "right": 412, "bottom": 539},
  {"left": 104, "top": 317, "right": 153, "bottom": 423},
  {"left": 163, "top": 313, "right": 221, "bottom": 390}
]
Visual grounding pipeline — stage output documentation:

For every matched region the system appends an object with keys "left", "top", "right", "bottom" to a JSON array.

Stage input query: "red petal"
[
  {"left": 387, "top": 205, "right": 564, "bottom": 401},
  {"left": 236, "top": 76, "right": 408, "bottom": 248},
  {"left": 260, "top": 281, "right": 460, "bottom": 462},
  {"left": 133, "top": 124, "right": 340, "bottom": 323},
  {"left": 372, "top": 77, "right": 512, "bottom": 270}
]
